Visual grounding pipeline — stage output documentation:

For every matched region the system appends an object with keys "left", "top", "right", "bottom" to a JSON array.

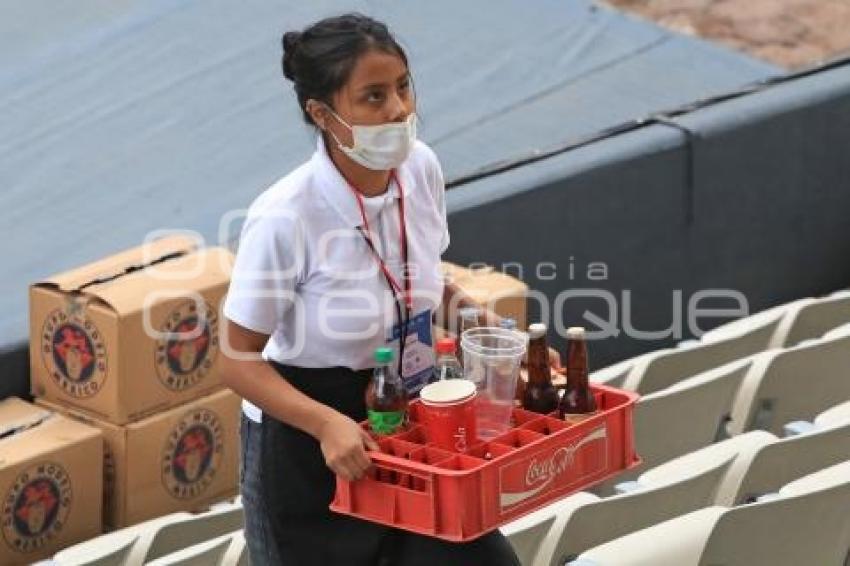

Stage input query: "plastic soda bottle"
[
  {"left": 366, "top": 347, "right": 408, "bottom": 435},
  {"left": 432, "top": 338, "right": 463, "bottom": 382}
]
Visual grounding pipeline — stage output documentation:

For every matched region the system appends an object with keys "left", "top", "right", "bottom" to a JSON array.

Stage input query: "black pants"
[{"left": 240, "top": 363, "right": 520, "bottom": 566}]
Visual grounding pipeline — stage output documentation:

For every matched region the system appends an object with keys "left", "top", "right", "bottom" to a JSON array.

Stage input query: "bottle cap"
[
  {"left": 436, "top": 338, "right": 456, "bottom": 354},
  {"left": 528, "top": 323, "right": 547, "bottom": 339},
  {"left": 567, "top": 327, "right": 586, "bottom": 339},
  {"left": 374, "top": 347, "right": 394, "bottom": 364}
]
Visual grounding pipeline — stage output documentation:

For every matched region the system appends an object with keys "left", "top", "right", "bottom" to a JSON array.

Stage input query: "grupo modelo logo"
[
  {"left": 2, "top": 462, "right": 72, "bottom": 555},
  {"left": 155, "top": 301, "right": 218, "bottom": 391},
  {"left": 41, "top": 310, "right": 108, "bottom": 398},
  {"left": 161, "top": 409, "right": 224, "bottom": 499}
]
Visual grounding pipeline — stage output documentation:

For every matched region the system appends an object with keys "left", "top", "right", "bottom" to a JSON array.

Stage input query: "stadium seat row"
[{"left": 504, "top": 403, "right": 850, "bottom": 566}]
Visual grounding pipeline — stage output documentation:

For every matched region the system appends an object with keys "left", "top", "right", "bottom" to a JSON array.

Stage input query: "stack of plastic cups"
[{"left": 460, "top": 327, "right": 527, "bottom": 441}]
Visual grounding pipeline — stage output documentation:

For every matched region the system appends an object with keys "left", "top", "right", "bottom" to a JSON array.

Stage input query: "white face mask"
[{"left": 324, "top": 107, "right": 417, "bottom": 171}]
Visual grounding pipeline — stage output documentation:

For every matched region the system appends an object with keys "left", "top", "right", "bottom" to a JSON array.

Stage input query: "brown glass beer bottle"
[
  {"left": 521, "top": 323, "right": 560, "bottom": 414},
  {"left": 366, "top": 347, "right": 408, "bottom": 435},
  {"left": 559, "top": 327, "right": 598, "bottom": 423}
]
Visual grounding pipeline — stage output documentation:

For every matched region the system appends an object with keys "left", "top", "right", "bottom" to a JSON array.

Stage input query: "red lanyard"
[{"left": 345, "top": 170, "right": 413, "bottom": 312}]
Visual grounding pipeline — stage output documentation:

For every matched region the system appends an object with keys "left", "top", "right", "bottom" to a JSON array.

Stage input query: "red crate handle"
[{"left": 368, "top": 451, "right": 437, "bottom": 484}]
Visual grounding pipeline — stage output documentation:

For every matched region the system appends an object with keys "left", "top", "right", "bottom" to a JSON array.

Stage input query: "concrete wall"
[{"left": 444, "top": 62, "right": 850, "bottom": 367}]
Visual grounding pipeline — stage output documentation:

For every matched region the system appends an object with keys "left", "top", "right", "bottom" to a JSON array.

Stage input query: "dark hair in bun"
[
  {"left": 281, "top": 31, "right": 301, "bottom": 81},
  {"left": 280, "top": 13, "right": 408, "bottom": 125}
]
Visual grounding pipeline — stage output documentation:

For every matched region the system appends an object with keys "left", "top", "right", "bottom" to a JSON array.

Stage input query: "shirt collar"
[{"left": 313, "top": 135, "right": 411, "bottom": 229}]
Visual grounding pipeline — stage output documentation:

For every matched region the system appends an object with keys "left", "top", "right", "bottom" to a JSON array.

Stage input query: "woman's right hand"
[{"left": 317, "top": 411, "right": 380, "bottom": 481}]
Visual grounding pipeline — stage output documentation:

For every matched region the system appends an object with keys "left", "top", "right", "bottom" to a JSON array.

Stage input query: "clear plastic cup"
[{"left": 460, "top": 327, "right": 527, "bottom": 441}]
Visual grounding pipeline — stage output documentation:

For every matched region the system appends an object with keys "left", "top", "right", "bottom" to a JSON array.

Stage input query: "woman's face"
[{"left": 317, "top": 49, "right": 414, "bottom": 148}]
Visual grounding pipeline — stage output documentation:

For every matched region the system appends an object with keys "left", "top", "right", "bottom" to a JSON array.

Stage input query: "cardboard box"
[
  {"left": 37, "top": 388, "right": 240, "bottom": 529},
  {"left": 441, "top": 262, "right": 528, "bottom": 328},
  {"left": 30, "top": 236, "right": 235, "bottom": 424},
  {"left": 0, "top": 397, "right": 102, "bottom": 565}
]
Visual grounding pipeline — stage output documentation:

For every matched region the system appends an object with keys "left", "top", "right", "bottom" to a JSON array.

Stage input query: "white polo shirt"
[{"left": 223, "top": 136, "right": 450, "bottom": 422}]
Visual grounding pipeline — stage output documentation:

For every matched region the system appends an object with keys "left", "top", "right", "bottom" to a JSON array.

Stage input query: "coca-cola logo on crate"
[
  {"left": 499, "top": 427, "right": 607, "bottom": 511},
  {"left": 2, "top": 462, "right": 72, "bottom": 555}
]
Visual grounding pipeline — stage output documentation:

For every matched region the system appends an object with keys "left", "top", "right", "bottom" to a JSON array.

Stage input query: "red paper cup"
[{"left": 420, "top": 380, "right": 478, "bottom": 453}]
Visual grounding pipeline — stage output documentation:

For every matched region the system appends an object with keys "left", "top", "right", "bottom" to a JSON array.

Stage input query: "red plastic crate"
[{"left": 331, "top": 383, "right": 640, "bottom": 541}]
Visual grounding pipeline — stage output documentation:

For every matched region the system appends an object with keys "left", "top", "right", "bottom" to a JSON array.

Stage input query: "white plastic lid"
[{"left": 420, "top": 379, "right": 477, "bottom": 405}]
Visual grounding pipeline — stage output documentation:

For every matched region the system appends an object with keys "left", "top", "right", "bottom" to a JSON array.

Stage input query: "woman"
[{"left": 221, "top": 14, "right": 526, "bottom": 565}]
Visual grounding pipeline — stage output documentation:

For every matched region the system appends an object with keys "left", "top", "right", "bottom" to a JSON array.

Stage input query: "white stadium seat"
[
  {"left": 501, "top": 494, "right": 596, "bottom": 566},
  {"left": 146, "top": 529, "right": 247, "bottom": 566},
  {"left": 715, "top": 419, "right": 850, "bottom": 505},
  {"left": 52, "top": 504, "right": 242, "bottom": 566},
  {"left": 771, "top": 290, "right": 850, "bottom": 348},
  {"left": 590, "top": 351, "right": 657, "bottom": 389},
  {"left": 729, "top": 332, "right": 850, "bottom": 435},
  {"left": 575, "top": 460, "right": 850, "bottom": 566},
  {"left": 591, "top": 359, "right": 751, "bottom": 494},
  {"left": 620, "top": 322, "right": 777, "bottom": 395},
  {"left": 123, "top": 503, "right": 243, "bottom": 564},
  {"left": 52, "top": 512, "right": 192, "bottom": 566},
  {"left": 815, "top": 399, "right": 850, "bottom": 428},
  {"left": 146, "top": 533, "right": 233, "bottom": 566},
  {"left": 531, "top": 439, "right": 749, "bottom": 566},
  {"left": 590, "top": 291, "right": 850, "bottom": 397},
  {"left": 822, "top": 321, "right": 850, "bottom": 340},
  {"left": 700, "top": 298, "right": 800, "bottom": 349},
  {"left": 221, "top": 530, "right": 249, "bottom": 566},
  {"left": 630, "top": 418, "right": 850, "bottom": 508},
  {"left": 632, "top": 358, "right": 750, "bottom": 465}
]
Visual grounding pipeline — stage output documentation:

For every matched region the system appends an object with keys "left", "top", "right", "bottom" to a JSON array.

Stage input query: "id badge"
[{"left": 387, "top": 309, "right": 434, "bottom": 395}]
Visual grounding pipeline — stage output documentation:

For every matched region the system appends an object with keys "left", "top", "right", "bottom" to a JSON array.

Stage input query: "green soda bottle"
[{"left": 365, "top": 347, "right": 408, "bottom": 435}]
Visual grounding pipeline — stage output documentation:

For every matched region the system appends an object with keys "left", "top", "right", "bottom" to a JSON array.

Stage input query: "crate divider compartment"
[
  {"left": 393, "top": 424, "right": 427, "bottom": 445},
  {"left": 417, "top": 446, "right": 455, "bottom": 466},
  {"left": 434, "top": 453, "right": 488, "bottom": 472},
  {"left": 377, "top": 438, "right": 422, "bottom": 459},
  {"left": 373, "top": 438, "right": 423, "bottom": 489},
  {"left": 491, "top": 428, "right": 546, "bottom": 449},
  {"left": 355, "top": 450, "right": 440, "bottom": 534},
  {"left": 511, "top": 407, "right": 545, "bottom": 427},
  {"left": 372, "top": 442, "right": 455, "bottom": 491},
  {"left": 466, "top": 442, "right": 514, "bottom": 461},
  {"left": 519, "top": 415, "right": 569, "bottom": 436}
]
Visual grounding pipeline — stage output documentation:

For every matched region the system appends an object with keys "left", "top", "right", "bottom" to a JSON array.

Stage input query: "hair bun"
[
  {"left": 282, "top": 31, "right": 302, "bottom": 53},
  {"left": 281, "top": 31, "right": 302, "bottom": 81}
]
